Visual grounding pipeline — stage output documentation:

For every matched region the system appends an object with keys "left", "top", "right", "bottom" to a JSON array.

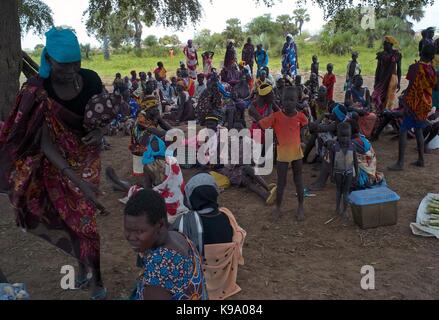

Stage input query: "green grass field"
[{"left": 29, "top": 42, "right": 419, "bottom": 82}]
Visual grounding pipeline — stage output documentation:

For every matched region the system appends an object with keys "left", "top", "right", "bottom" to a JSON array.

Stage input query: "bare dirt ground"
[{"left": 1, "top": 76, "right": 439, "bottom": 300}]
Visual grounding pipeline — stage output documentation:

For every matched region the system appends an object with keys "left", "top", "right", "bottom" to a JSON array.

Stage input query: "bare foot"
[
  {"left": 296, "top": 206, "right": 305, "bottom": 221},
  {"left": 272, "top": 207, "right": 282, "bottom": 221},
  {"left": 341, "top": 211, "right": 350, "bottom": 225},
  {"left": 308, "top": 183, "right": 326, "bottom": 191},
  {"left": 410, "top": 160, "right": 424, "bottom": 167},
  {"left": 387, "top": 163, "right": 404, "bottom": 171},
  {"left": 335, "top": 207, "right": 342, "bottom": 217},
  {"left": 90, "top": 285, "right": 107, "bottom": 300},
  {"left": 75, "top": 271, "right": 90, "bottom": 290}
]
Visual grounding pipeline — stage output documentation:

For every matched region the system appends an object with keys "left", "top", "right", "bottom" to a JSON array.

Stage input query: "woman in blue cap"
[{"left": 0, "top": 27, "right": 109, "bottom": 299}]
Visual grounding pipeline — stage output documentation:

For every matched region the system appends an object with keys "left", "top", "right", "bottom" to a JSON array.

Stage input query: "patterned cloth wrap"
[
  {"left": 83, "top": 92, "right": 120, "bottom": 132},
  {"left": 134, "top": 235, "right": 208, "bottom": 300},
  {"left": 0, "top": 283, "right": 30, "bottom": 300}
]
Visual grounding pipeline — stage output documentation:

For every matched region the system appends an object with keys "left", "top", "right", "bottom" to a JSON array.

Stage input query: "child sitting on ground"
[
  {"left": 129, "top": 98, "right": 172, "bottom": 177},
  {"left": 215, "top": 121, "right": 277, "bottom": 205},
  {"left": 107, "top": 133, "right": 188, "bottom": 223}
]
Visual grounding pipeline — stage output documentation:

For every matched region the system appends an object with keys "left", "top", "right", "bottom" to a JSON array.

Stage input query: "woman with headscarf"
[
  {"left": 172, "top": 173, "right": 246, "bottom": 300},
  {"left": 345, "top": 75, "right": 377, "bottom": 138},
  {"left": 0, "top": 27, "right": 113, "bottom": 299},
  {"left": 250, "top": 83, "right": 277, "bottom": 146},
  {"left": 107, "top": 133, "right": 188, "bottom": 223},
  {"left": 242, "top": 37, "right": 255, "bottom": 75},
  {"left": 255, "top": 44, "right": 269, "bottom": 78},
  {"left": 130, "top": 82, "right": 172, "bottom": 177},
  {"left": 183, "top": 40, "right": 199, "bottom": 79},
  {"left": 419, "top": 27, "right": 435, "bottom": 55},
  {"left": 372, "top": 36, "right": 402, "bottom": 112},
  {"left": 165, "top": 80, "right": 196, "bottom": 125},
  {"left": 224, "top": 40, "right": 237, "bottom": 69},
  {"left": 196, "top": 72, "right": 224, "bottom": 124},
  {"left": 281, "top": 34, "right": 299, "bottom": 77}
]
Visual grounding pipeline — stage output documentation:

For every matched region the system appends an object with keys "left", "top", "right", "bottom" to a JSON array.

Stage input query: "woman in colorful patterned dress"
[
  {"left": 388, "top": 44, "right": 437, "bottom": 170},
  {"left": 281, "top": 34, "right": 299, "bottom": 77},
  {"left": 372, "top": 36, "right": 402, "bottom": 112},
  {"left": 0, "top": 27, "right": 111, "bottom": 299},
  {"left": 124, "top": 189, "right": 208, "bottom": 300},
  {"left": 183, "top": 40, "right": 199, "bottom": 80}
]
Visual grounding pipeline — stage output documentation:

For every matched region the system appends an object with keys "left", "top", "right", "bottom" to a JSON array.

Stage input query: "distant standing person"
[
  {"left": 242, "top": 37, "right": 255, "bottom": 75},
  {"left": 281, "top": 34, "right": 299, "bottom": 77},
  {"left": 255, "top": 44, "right": 269, "bottom": 78},
  {"left": 372, "top": 36, "right": 402, "bottom": 112},
  {"left": 224, "top": 40, "right": 237, "bottom": 69},
  {"left": 169, "top": 48, "right": 175, "bottom": 63},
  {"left": 154, "top": 61, "right": 167, "bottom": 80},
  {"left": 322, "top": 63, "right": 336, "bottom": 102},
  {"left": 311, "top": 55, "right": 319, "bottom": 83},
  {"left": 183, "top": 40, "right": 198, "bottom": 79},
  {"left": 202, "top": 51, "right": 214, "bottom": 75},
  {"left": 419, "top": 27, "right": 435, "bottom": 55},
  {"left": 345, "top": 51, "right": 361, "bottom": 90}
]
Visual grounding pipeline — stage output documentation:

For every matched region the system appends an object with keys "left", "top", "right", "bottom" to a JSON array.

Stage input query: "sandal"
[
  {"left": 266, "top": 186, "right": 277, "bottom": 206},
  {"left": 90, "top": 287, "right": 107, "bottom": 300},
  {"left": 75, "top": 277, "right": 90, "bottom": 290}
]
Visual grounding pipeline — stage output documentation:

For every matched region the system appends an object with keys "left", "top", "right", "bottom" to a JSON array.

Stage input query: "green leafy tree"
[
  {"left": 319, "top": 29, "right": 360, "bottom": 55},
  {"left": 33, "top": 43, "right": 44, "bottom": 55},
  {"left": 222, "top": 18, "right": 245, "bottom": 47},
  {"left": 107, "top": 13, "right": 134, "bottom": 49},
  {"left": 292, "top": 8, "right": 310, "bottom": 35},
  {"left": 18, "top": 0, "right": 54, "bottom": 36},
  {"left": 195, "top": 29, "right": 227, "bottom": 51},
  {"left": 143, "top": 35, "right": 158, "bottom": 47},
  {"left": 159, "top": 35, "right": 181, "bottom": 46},
  {"left": 246, "top": 14, "right": 286, "bottom": 52},
  {"left": 1, "top": 0, "right": 53, "bottom": 120},
  {"left": 301, "top": 0, "right": 433, "bottom": 20},
  {"left": 85, "top": 0, "right": 203, "bottom": 56},
  {"left": 276, "top": 15, "right": 298, "bottom": 36},
  {"left": 246, "top": 14, "right": 279, "bottom": 35},
  {"left": 80, "top": 43, "right": 91, "bottom": 59},
  {"left": 1, "top": 0, "right": 279, "bottom": 120}
]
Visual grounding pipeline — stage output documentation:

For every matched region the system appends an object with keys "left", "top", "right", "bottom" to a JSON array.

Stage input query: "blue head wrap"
[
  {"left": 332, "top": 103, "right": 347, "bottom": 122},
  {"left": 39, "top": 27, "right": 82, "bottom": 78},
  {"left": 142, "top": 135, "right": 172, "bottom": 165}
]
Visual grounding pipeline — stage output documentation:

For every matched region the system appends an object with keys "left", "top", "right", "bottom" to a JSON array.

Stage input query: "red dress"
[{"left": 323, "top": 73, "right": 336, "bottom": 101}]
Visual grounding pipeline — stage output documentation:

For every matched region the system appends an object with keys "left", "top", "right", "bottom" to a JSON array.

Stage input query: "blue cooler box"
[{"left": 348, "top": 187, "right": 400, "bottom": 229}]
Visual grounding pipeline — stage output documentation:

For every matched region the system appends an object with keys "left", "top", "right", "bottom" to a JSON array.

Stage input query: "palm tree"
[{"left": 293, "top": 8, "right": 310, "bottom": 35}]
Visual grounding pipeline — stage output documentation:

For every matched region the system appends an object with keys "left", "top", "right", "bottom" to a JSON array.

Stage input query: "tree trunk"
[
  {"left": 367, "top": 30, "right": 374, "bottom": 49},
  {"left": 134, "top": 19, "right": 143, "bottom": 57},
  {"left": 0, "top": 0, "right": 21, "bottom": 121},
  {"left": 103, "top": 36, "right": 110, "bottom": 60}
]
